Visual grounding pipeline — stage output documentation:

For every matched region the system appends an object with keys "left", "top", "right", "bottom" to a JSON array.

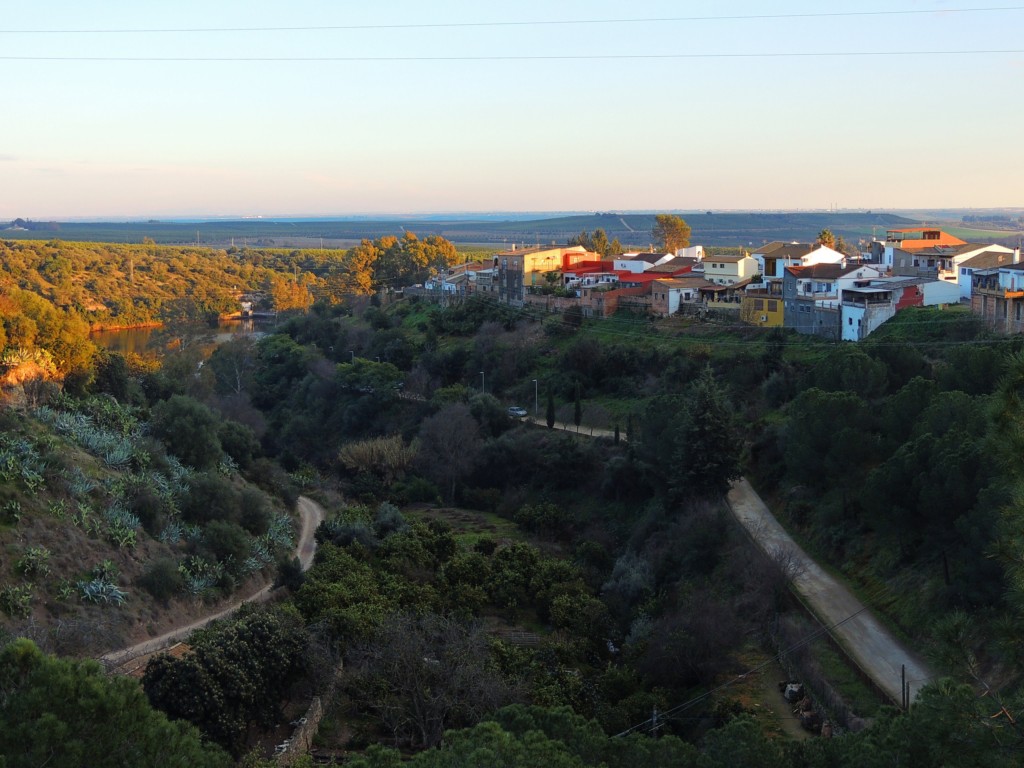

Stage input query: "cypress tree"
[
  {"left": 546, "top": 388, "right": 556, "bottom": 429},
  {"left": 573, "top": 383, "right": 582, "bottom": 431}
]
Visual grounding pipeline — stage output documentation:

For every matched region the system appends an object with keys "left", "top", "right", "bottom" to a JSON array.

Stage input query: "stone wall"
[{"left": 276, "top": 696, "right": 324, "bottom": 765}]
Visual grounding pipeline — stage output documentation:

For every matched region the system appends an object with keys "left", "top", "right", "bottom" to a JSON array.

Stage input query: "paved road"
[
  {"left": 529, "top": 418, "right": 623, "bottom": 441},
  {"left": 100, "top": 496, "right": 325, "bottom": 668},
  {"left": 727, "top": 478, "right": 935, "bottom": 705}
]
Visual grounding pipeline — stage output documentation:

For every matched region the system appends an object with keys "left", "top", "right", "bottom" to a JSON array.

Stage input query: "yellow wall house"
[
  {"left": 740, "top": 294, "right": 785, "bottom": 327},
  {"left": 497, "top": 245, "right": 593, "bottom": 287},
  {"left": 703, "top": 254, "right": 759, "bottom": 285}
]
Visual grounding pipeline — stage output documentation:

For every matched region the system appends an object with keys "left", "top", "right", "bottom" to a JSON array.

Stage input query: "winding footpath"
[
  {"left": 100, "top": 496, "right": 325, "bottom": 669},
  {"left": 727, "top": 478, "right": 935, "bottom": 705}
]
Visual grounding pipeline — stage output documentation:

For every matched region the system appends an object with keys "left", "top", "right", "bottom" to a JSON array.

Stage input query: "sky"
[{"left": 1, "top": 1, "right": 1022, "bottom": 218}]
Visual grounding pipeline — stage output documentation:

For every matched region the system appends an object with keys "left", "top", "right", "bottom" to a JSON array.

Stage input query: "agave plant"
[
  {"left": 249, "top": 537, "right": 274, "bottom": 567},
  {"left": 217, "top": 455, "right": 239, "bottom": 476},
  {"left": 266, "top": 513, "right": 295, "bottom": 549},
  {"left": 0, "top": 435, "right": 47, "bottom": 490},
  {"left": 77, "top": 578, "right": 128, "bottom": 606},
  {"left": 159, "top": 520, "right": 185, "bottom": 544},
  {"left": 179, "top": 556, "right": 224, "bottom": 596},
  {"left": 104, "top": 444, "right": 134, "bottom": 468},
  {"left": 66, "top": 467, "right": 98, "bottom": 498}
]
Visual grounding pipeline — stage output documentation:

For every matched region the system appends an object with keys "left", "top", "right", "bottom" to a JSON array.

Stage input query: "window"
[
  {"left": 754, "top": 299, "right": 765, "bottom": 310},
  {"left": 848, "top": 317, "right": 853, "bottom": 325},
  {"left": 768, "top": 300, "right": 778, "bottom": 311}
]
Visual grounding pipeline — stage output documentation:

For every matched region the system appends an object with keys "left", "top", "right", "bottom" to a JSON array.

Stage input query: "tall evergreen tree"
[
  {"left": 573, "top": 383, "right": 582, "bottom": 431},
  {"left": 546, "top": 388, "right": 556, "bottom": 429},
  {"left": 671, "top": 366, "right": 742, "bottom": 501}
]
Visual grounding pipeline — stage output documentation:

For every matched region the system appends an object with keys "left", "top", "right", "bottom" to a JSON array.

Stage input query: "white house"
[
  {"left": 651, "top": 276, "right": 711, "bottom": 316},
  {"left": 753, "top": 243, "right": 847, "bottom": 290},
  {"left": 954, "top": 248, "right": 1019, "bottom": 300},
  {"left": 841, "top": 277, "right": 961, "bottom": 341},
  {"left": 675, "top": 245, "right": 705, "bottom": 261}
]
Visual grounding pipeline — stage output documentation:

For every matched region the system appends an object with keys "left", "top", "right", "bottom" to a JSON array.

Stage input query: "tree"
[
  {"left": 817, "top": 229, "right": 836, "bottom": 250},
  {"left": 150, "top": 394, "right": 223, "bottom": 470},
  {"left": 208, "top": 336, "right": 257, "bottom": 395},
  {"left": 671, "top": 367, "right": 742, "bottom": 500},
  {"left": 546, "top": 389, "right": 556, "bottom": 429},
  {"left": 346, "top": 613, "right": 513, "bottom": 749},
  {"left": 0, "top": 638, "right": 228, "bottom": 768},
  {"left": 143, "top": 606, "right": 307, "bottom": 757},
  {"left": 651, "top": 214, "right": 691, "bottom": 252},
  {"left": 573, "top": 383, "right": 582, "bottom": 431},
  {"left": 417, "top": 403, "right": 482, "bottom": 502}
]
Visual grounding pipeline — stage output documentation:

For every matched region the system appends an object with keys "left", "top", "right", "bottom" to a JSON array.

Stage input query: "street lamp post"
[
  {"left": 349, "top": 350, "right": 355, "bottom": 363},
  {"left": 532, "top": 379, "right": 538, "bottom": 417},
  {"left": 479, "top": 371, "right": 485, "bottom": 394}
]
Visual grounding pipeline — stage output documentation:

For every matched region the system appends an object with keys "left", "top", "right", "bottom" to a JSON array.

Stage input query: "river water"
[{"left": 91, "top": 319, "right": 272, "bottom": 357}]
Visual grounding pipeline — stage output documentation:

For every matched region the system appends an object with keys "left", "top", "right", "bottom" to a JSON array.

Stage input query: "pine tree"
[
  {"left": 546, "top": 388, "right": 556, "bottom": 429},
  {"left": 671, "top": 366, "right": 742, "bottom": 501}
]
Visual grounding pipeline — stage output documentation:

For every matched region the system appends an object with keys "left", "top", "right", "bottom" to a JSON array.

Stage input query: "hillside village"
[{"left": 417, "top": 226, "right": 1022, "bottom": 341}]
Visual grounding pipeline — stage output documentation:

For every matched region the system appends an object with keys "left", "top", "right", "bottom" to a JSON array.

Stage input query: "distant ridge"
[{"left": 2, "top": 212, "right": 921, "bottom": 248}]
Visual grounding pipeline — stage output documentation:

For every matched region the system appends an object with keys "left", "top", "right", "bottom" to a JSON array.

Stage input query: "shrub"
[
  {"left": 181, "top": 473, "right": 241, "bottom": 525},
  {"left": 238, "top": 488, "right": 271, "bottom": 536},
  {"left": 197, "top": 521, "right": 251, "bottom": 575},
  {"left": 0, "top": 584, "right": 33, "bottom": 617},
  {"left": 138, "top": 557, "right": 185, "bottom": 604},
  {"left": 273, "top": 556, "right": 305, "bottom": 592},
  {"left": 373, "top": 502, "right": 408, "bottom": 538},
  {"left": 16, "top": 546, "right": 51, "bottom": 579}
]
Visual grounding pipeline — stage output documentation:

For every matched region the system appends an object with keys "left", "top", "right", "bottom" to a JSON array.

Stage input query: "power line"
[
  {"left": 1, "top": 50, "right": 1022, "bottom": 63},
  {"left": 2, "top": 6, "right": 1022, "bottom": 34}
]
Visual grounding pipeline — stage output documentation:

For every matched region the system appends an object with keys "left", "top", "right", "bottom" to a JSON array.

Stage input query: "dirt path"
[
  {"left": 100, "top": 496, "right": 326, "bottom": 668},
  {"left": 726, "top": 478, "right": 935, "bottom": 705}
]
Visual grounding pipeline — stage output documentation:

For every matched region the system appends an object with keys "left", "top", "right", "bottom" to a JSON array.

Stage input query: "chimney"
[{"left": 1014, "top": 247, "right": 1021, "bottom": 264}]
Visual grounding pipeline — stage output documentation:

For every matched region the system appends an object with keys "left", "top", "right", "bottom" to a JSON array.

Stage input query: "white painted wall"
[{"left": 921, "top": 279, "right": 961, "bottom": 306}]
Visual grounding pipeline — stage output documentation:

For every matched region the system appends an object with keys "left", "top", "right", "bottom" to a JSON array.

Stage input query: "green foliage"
[
  {"left": 651, "top": 214, "right": 691, "bottom": 252},
  {"left": 0, "top": 583, "right": 33, "bottom": 617},
  {"left": 0, "top": 638, "right": 229, "bottom": 768},
  {"left": 15, "top": 545, "right": 51, "bottom": 579},
  {"left": 143, "top": 606, "right": 307, "bottom": 757},
  {"left": 783, "top": 388, "right": 873, "bottom": 490},
  {"left": 77, "top": 576, "right": 128, "bottom": 606},
  {"left": 150, "top": 395, "right": 223, "bottom": 470},
  {"left": 671, "top": 367, "right": 743, "bottom": 500},
  {"left": 514, "top": 501, "right": 571, "bottom": 539},
  {"left": 346, "top": 612, "right": 513, "bottom": 749},
  {"left": 138, "top": 557, "right": 185, "bottom": 604}
]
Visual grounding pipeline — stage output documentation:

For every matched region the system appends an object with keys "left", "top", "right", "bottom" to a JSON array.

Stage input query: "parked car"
[{"left": 507, "top": 406, "right": 528, "bottom": 418}]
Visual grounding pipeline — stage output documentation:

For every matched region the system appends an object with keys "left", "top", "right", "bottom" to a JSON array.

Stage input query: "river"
[{"left": 91, "top": 319, "right": 273, "bottom": 357}]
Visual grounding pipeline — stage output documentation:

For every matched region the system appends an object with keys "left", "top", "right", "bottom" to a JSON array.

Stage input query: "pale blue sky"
[{"left": 2, "top": 1, "right": 1022, "bottom": 217}]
